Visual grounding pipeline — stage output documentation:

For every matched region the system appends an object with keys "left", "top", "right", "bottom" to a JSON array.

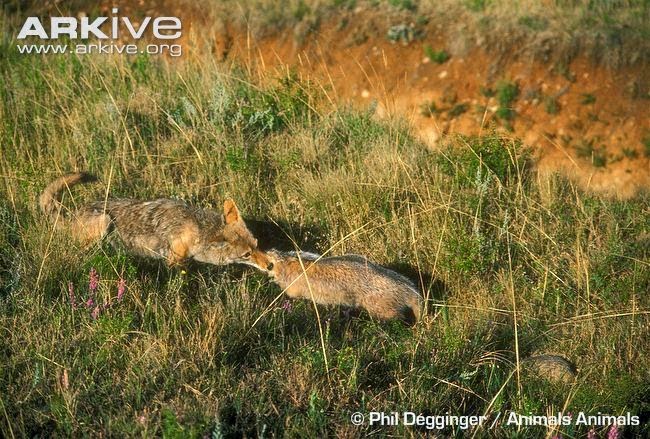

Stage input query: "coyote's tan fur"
[
  {"left": 252, "top": 250, "right": 423, "bottom": 324},
  {"left": 40, "top": 172, "right": 265, "bottom": 267}
]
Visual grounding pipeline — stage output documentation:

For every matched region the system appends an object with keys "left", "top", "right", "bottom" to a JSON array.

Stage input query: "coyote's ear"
[{"left": 224, "top": 198, "right": 242, "bottom": 224}]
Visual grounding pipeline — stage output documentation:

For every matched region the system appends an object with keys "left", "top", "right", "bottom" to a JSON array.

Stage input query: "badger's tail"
[{"left": 39, "top": 172, "right": 98, "bottom": 221}]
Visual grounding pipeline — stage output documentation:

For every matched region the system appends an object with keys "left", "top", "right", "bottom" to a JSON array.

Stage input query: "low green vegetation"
[
  {"left": 544, "top": 95, "right": 560, "bottom": 115},
  {"left": 576, "top": 139, "right": 609, "bottom": 168},
  {"left": 581, "top": 93, "right": 597, "bottom": 105},
  {"left": 643, "top": 136, "right": 650, "bottom": 158},
  {"left": 423, "top": 44, "right": 450, "bottom": 64},
  {"left": 419, "top": 100, "right": 439, "bottom": 117},
  {"left": 622, "top": 147, "right": 639, "bottom": 160},
  {"left": 179, "top": 0, "right": 650, "bottom": 71},
  {"left": 386, "top": 23, "right": 423, "bottom": 44},
  {"left": 387, "top": 0, "right": 417, "bottom": 11},
  {"left": 495, "top": 79, "right": 519, "bottom": 121},
  {"left": 0, "top": 44, "right": 648, "bottom": 438},
  {"left": 448, "top": 102, "right": 469, "bottom": 118}
]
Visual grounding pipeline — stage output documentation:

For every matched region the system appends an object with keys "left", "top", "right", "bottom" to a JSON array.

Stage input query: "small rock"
[
  {"left": 523, "top": 355, "right": 577, "bottom": 384},
  {"left": 438, "top": 70, "right": 448, "bottom": 79}
]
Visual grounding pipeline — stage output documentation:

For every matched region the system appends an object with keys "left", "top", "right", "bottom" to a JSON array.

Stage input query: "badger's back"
[
  {"left": 343, "top": 257, "right": 422, "bottom": 324},
  {"left": 301, "top": 255, "right": 423, "bottom": 324}
]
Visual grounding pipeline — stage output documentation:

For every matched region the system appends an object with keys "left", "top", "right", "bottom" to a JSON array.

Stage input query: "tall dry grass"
[{"left": 0, "top": 19, "right": 648, "bottom": 437}]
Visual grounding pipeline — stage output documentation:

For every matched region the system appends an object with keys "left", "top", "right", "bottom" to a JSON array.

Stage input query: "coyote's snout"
[
  {"left": 40, "top": 172, "right": 260, "bottom": 267},
  {"left": 254, "top": 250, "right": 423, "bottom": 325}
]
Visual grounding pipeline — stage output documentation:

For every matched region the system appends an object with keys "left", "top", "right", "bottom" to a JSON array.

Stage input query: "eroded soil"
[{"left": 70, "top": 2, "right": 650, "bottom": 197}]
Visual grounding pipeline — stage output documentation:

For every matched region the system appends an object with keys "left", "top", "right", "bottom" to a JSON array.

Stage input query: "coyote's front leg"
[{"left": 167, "top": 238, "right": 190, "bottom": 267}]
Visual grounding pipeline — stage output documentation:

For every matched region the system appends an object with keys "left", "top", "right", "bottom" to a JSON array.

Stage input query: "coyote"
[
  {"left": 40, "top": 172, "right": 264, "bottom": 267},
  {"left": 252, "top": 250, "right": 423, "bottom": 324}
]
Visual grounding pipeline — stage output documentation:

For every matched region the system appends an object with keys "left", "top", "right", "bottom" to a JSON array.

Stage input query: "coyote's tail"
[{"left": 39, "top": 172, "right": 98, "bottom": 221}]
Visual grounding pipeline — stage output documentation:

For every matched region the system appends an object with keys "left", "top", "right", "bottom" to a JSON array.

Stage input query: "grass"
[
  {"left": 419, "top": 100, "right": 439, "bottom": 117},
  {"left": 581, "top": 93, "right": 597, "bottom": 105},
  {"left": 12, "top": 0, "right": 648, "bottom": 71},
  {"left": 386, "top": 23, "right": 423, "bottom": 44},
  {"left": 448, "top": 102, "right": 469, "bottom": 118},
  {"left": 544, "top": 96, "right": 560, "bottom": 115},
  {"left": 388, "top": 0, "right": 417, "bottom": 11},
  {"left": 449, "top": 0, "right": 650, "bottom": 68},
  {"left": 1, "top": 38, "right": 649, "bottom": 438},
  {"left": 576, "top": 139, "right": 609, "bottom": 168},
  {"left": 495, "top": 80, "right": 519, "bottom": 121},
  {"left": 175, "top": 0, "right": 650, "bottom": 70},
  {"left": 423, "top": 44, "right": 450, "bottom": 64},
  {"left": 643, "top": 136, "right": 650, "bottom": 158}
]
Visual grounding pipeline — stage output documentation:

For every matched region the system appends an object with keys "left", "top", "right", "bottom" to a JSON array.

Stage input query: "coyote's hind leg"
[{"left": 70, "top": 211, "right": 112, "bottom": 245}]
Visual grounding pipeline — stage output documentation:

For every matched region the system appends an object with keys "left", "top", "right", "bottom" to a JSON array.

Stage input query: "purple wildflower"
[
  {"left": 281, "top": 300, "right": 292, "bottom": 312},
  {"left": 88, "top": 268, "right": 99, "bottom": 294},
  {"left": 607, "top": 425, "right": 620, "bottom": 439},
  {"left": 68, "top": 281, "right": 77, "bottom": 309},
  {"left": 85, "top": 297, "right": 94, "bottom": 308},
  {"left": 117, "top": 278, "right": 126, "bottom": 301},
  {"left": 587, "top": 428, "right": 597, "bottom": 439},
  {"left": 91, "top": 306, "right": 100, "bottom": 320}
]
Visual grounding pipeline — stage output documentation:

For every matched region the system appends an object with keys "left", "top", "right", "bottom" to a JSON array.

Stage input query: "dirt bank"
[
  {"left": 18, "top": 0, "right": 650, "bottom": 198},
  {"left": 210, "top": 13, "right": 650, "bottom": 199}
]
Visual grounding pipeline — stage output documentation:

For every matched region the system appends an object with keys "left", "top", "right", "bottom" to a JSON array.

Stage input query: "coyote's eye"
[
  {"left": 242, "top": 251, "right": 252, "bottom": 258},
  {"left": 266, "top": 262, "right": 274, "bottom": 271}
]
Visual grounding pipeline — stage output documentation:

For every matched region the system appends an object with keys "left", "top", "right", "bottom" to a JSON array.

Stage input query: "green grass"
[
  {"left": 576, "top": 139, "right": 609, "bottom": 168},
  {"left": 0, "top": 44, "right": 649, "bottom": 438},
  {"left": 423, "top": 44, "right": 450, "bottom": 64},
  {"left": 544, "top": 96, "right": 560, "bottom": 115},
  {"left": 581, "top": 93, "right": 597, "bottom": 105},
  {"left": 419, "top": 100, "right": 439, "bottom": 117},
  {"left": 387, "top": 0, "right": 417, "bottom": 11},
  {"left": 643, "top": 136, "right": 650, "bottom": 157},
  {"left": 495, "top": 80, "right": 519, "bottom": 121},
  {"left": 161, "top": 0, "right": 650, "bottom": 70},
  {"left": 448, "top": 102, "right": 469, "bottom": 118}
]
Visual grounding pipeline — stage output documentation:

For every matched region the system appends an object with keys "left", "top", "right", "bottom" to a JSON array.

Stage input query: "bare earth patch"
[
  {"left": 73, "top": 0, "right": 649, "bottom": 198},
  {"left": 213, "top": 20, "right": 650, "bottom": 199}
]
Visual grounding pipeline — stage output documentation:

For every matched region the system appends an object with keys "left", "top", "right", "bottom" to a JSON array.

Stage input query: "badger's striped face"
[{"left": 239, "top": 249, "right": 276, "bottom": 273}]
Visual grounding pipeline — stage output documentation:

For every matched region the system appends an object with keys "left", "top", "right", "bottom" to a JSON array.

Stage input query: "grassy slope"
[
  {"left": 0, "top": 38, "right": 649, "bottom": 437},
  {"left": 205, "top": 0, "right": 650, "bottom": 69},
  {"left": 6, "top": 0, "right": 649, "bottom": 68}
]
